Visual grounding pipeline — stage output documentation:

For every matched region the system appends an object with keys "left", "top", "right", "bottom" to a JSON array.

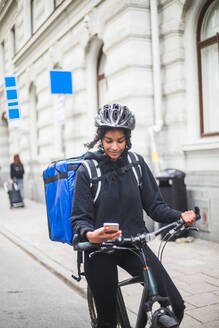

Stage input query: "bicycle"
[{"left": 73, "top": 207, "right": 200, "bottom": 328}]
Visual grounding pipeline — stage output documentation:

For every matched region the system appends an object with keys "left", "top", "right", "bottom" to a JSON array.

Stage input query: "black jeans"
[{"left": 84, "top": 246, "right": 185, "bottom": 328}]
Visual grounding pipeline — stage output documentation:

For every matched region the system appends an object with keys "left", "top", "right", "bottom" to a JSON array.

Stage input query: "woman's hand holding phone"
[{"left": 86, "top": 223, "right": 121, "bottom": 243}]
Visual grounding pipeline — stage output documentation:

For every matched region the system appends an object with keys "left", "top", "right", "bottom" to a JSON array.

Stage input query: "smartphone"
[{"left": 103, "top": 222, "right": 119, "bottom": 234}]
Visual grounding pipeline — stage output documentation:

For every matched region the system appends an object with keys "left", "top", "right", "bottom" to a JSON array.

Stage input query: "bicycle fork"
[
  {"left": 136, "top": 248, "right": 163, "bottom": 328},
  {"left": 136, "top": 249, "right": 177, "bottom": 328}
]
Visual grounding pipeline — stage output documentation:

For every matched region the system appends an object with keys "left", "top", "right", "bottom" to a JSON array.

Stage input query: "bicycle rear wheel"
[{"left": 87, "top": 285, "right": 125, "bottom": 328}]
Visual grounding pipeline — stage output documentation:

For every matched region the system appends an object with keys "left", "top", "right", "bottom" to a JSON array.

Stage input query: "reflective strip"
[
  {"left": 128, "top": 153, "right": 139, "bottom": 186},
  {"left": 82, "top": 160, "right": 92, "bottom": 188},
  {"left": 133, "top": 152, "right": 142, "bottom": 179},
  {"left": 92, "top": 159, "right": 101, "bottom": 203}
]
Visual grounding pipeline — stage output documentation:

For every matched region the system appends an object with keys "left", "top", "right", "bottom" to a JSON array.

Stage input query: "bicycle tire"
[
  {"left": 87, "top": 285, "right": 125, "bottom": 328},
  {"left": 157, "top": 314, "right": 179, "bottom": 328}
]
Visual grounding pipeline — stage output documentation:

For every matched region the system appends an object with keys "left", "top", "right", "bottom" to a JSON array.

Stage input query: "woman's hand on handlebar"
[
  {"left": 180, "top": 210, "right": 196, "bottom": 225},
  {"left": 86, "top": 227, "right": 122, "bottom": 244}
]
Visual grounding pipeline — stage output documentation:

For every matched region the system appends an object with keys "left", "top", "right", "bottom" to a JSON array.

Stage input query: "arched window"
[
  {"left": 197, "top": 0, "right": 219, "bottom": 137},
  {"left": 97, "top": 47, "right": 107, "bottom": 108}
]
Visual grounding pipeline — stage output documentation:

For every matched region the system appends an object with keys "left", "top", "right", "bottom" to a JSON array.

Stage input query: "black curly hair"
[{"left": 85, "top": 127, "right": 132, "bottom": 150}]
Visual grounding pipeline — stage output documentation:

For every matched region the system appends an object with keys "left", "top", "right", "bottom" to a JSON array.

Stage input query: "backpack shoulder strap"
[
  {"left": 127, "top": 151, "right": 143, "bottom": 189},
  {"left": 81, "top": 160, "right": 92, "bottom": 188},
  {"left": 91, "top": 159, "right": 102, "bottom": 203},
  {"left": 82, "top": 159, "right": 102, "bottom": 203}
]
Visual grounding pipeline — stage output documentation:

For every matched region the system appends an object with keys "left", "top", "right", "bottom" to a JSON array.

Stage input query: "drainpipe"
[{"left": 149, "top": 0, "right": 163, "bottom": 176}]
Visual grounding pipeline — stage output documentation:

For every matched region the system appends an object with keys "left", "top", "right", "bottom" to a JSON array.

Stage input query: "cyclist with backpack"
[{"left": 71, "top": 104, "right": 195, "bottom": 328}]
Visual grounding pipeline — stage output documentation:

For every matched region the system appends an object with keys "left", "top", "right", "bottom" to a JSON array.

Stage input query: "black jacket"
[
  {"left": 71, "top": 150, "right": 181, "bottom": 240},
  {"left": 10, "top": 163, "right": 24, "bottom": 179}
]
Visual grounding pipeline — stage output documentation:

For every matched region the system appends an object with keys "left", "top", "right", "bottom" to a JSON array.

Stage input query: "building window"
[
  {"left": 30, "top": 0, "right": 42, "bottom": 34},
  {"left": 30, "top": 0, "right": 35, "bottom": 34},
  {"left": 97, "top": 47, "right": 107, "bottom": 108},
  {"left": 11, "top": 25, "right": 16, "bottom": 56},
  {"left": 197, "top": 0, "right": 219, "bottom": 137},
  {"left": 54, "top": 0, "right": 64, "bottom": 9},
  {"left": 0, "top": 41, "right": 5, "bottom": 79}
]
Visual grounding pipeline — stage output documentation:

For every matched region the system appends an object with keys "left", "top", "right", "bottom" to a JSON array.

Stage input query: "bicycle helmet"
[{"left": 95, "top": 104, "right": 135, "bottom": 130}]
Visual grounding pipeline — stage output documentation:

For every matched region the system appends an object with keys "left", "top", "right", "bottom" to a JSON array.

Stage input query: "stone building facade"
[{"left": 0, "top": 0, "right": 219, "bottom": 242}]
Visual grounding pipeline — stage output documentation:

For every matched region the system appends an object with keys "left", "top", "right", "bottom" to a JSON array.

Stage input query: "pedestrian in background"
[{"left": 10, "top": 154, "right": 25, "bottom": 199}]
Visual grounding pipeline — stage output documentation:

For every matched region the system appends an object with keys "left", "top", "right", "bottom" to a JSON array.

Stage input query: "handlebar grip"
[
  {"left": 177, "top": 206, "right": 201, "bottom": 225},
  {"left": 77, "top": 242, "right": 99, "bottom": 251},
  {"left": 195, "top": 206, "right": 201, "bottom": 221}
]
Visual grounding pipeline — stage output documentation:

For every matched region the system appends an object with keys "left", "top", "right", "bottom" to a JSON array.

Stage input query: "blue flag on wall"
[{"left": 50, "top": 70, "right": 73, "bottom": 94}]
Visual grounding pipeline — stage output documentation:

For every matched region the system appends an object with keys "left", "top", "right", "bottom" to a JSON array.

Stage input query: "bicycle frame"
[{"left": 115, "top": 245, "right": 173, "bottom": 328}]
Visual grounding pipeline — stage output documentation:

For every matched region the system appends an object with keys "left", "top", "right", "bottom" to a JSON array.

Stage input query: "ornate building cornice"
[{"left": 0, "top": 0, "right": 15, "bottom": 22}]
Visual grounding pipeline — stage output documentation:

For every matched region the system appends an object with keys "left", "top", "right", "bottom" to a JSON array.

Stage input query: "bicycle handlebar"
[{"left": 74, "top": 207, "right": 201, "bottom": 252}]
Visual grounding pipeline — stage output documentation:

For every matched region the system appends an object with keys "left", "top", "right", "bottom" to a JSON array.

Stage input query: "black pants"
[{"left": 84, "top": 246, "right": 185, "bottom": 328}]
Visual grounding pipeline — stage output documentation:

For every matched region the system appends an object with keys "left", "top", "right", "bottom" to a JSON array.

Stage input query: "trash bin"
[{"left": 156, "top": 168, "right": 188, "bottom": 239}]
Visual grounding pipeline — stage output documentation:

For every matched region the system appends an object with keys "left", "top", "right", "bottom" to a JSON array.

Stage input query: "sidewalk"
[{"left": 1, "top": 188, "right": 219, "bottom": 327}]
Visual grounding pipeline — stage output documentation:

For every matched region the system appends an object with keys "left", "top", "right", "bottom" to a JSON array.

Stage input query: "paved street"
[
  {"left": 0, "top": 188, "right": 219, "bottom": 327},
  {"left": 0, "top": 233, "right": 90, "bottom": 328}
]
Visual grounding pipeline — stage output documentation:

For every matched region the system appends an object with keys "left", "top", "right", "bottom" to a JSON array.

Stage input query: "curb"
[{"left": 0, "top": 224, "right": 86, "bottom": 299}]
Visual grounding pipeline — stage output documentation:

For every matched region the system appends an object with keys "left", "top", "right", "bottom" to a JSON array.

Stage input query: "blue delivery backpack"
[
  {"left": 43, "top": 155, "right": 105, "bottom": 246},
  {"left": 43, "top": 152, "right": 142, "bottom": 246},
  {"left": 43, "top": 156, "right": 83, "bottom": 246}
]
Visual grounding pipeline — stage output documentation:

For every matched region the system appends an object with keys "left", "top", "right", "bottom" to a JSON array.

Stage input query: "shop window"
[{"left": 197, "top": 0, "right": 219, "bottom": 136}]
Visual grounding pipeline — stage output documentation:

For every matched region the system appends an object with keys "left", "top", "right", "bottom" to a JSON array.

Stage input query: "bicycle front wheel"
[
  {"left": 157, "top": 314, "right": 179, "bottom": 328},
  {"left": 87, "top": 285, "right": 125, "bottom": 328}
]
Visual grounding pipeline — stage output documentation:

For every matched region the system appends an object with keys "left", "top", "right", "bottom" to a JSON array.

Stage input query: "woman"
[
  {"left": 10, "top": 154, "right": 25, "bottom": 199},
  {"left": 71, "top": 104, "right": 195, "bottom": 328}
]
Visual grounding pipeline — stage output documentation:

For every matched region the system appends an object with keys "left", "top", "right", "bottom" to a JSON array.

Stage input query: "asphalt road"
[{"left": 0, "top": 233, "right": 90, "bottom": 328}]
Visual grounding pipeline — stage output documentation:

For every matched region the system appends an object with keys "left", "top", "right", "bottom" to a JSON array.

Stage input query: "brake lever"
[
  {"left": 163, "top": 225, "right": 185, "bottom": 241},
  {"left": 169, "top": 224, "right": 185, "bottom": 234},
  {"left": 185, "top": 226, "right": 199, "bottom": 232}
]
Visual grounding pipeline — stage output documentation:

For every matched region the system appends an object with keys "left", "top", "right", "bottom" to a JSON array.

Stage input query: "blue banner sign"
[
  {"left": 4, "top": 76, "right": 20, "bottom": 121},
  {"left": 5, "top": 76, "right": 16, "bottom": 88},
  {"left": 6, "top": 89, "right": 18, "bottom": 100},
  {"left": 8, "top": 108, "right": 20, "bottom": 119},
  {"left": 50, "top": 70, "right": 73, "bottom": 94}
]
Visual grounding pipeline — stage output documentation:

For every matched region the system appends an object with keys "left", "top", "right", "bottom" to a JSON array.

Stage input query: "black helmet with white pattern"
[{"left": 95, "top": 104, "right": 135, "bottom": 130}]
